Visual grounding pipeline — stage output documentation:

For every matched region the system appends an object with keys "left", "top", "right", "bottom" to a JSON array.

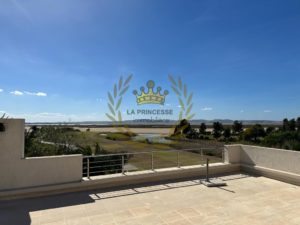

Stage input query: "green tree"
[
  {"left": 243, "top": 124, "right": 266, "bottom": 142},
  {"left": 232, "top": 120, "right": 243, "bottom": 134},
  {"left": 266, "top": 127, "right": 275, "bottom": 135},
  {"left": 297, "top": 117, "right": 300, "bottom": 131},
  {"left": 289, "top": 119, "right": 296, "bottom": 131},
  {"left": 223, "top": 128, "right": 231, "bottom": 142},
  {"left": 263, "top": 131, "right": 300, "bottom": 150},
  {"left": 213, "top": 122, "right": 224, "bottom": 139},
  {"left": 25, "top": 126, "right": 40, "bottom": 154},
  {"left": 199, "top": 123, "right": 207, "bottom": 135},
  {"left": 186, "top": 128, "right": 199, "bottom": 139},
  {"left": 94, "top": 142, "right": 104, "bottom": 155},
  {"left": 173, "top": 119, "right": 192, "bottom": 136},
  {"left": 283, "top": 118, "right": 289, "bottom": 131}
]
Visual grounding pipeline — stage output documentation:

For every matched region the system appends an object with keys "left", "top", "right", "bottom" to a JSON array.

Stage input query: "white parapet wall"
[
  {"left": 0, "top": 118, "right": 239, "bottom": 198},
  {"left": 0, "top": 119, "right": 82, "bottom": 190},
  {"left": 225, "top": 144, "right": 300, "bottom": 185},
  {"left": 3, "top": 118, "right": 300, "bottom": 197}
]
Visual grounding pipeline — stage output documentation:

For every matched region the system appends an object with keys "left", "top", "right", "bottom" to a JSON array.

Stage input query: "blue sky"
[{"left": 0, "top": 0, "right": 299, "bottom": 122}]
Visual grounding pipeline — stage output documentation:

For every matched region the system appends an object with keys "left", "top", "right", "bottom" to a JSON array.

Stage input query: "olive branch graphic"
[
  {"left": 168, "top": 75, "right": 195, "bottom": 121},
  {"left": 106, "top": 75, "right": 132, "bottom": 132},
  {"left": 1, "top": 113, "right": 8, "bottom": 119}
]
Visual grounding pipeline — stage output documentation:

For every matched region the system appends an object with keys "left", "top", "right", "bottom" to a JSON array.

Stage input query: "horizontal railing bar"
[
  {"left": 82, "top": 147, "right": 224, "bottom": 178},
  {"left": 83, "top": 158, "right": 121, "bottom": 164},
  {"left": 83, "top": 159, "right": 121, "bottom": 163},
  {"left": 83, "top": 148, "right": 222, "bottom": 158},
  {"left": 90, "top": 161, "right": 198, "bottom": 168},
  {"left": 87, "top": 159, "right": 123, "bottom": 164},
  {"left": 87, "top": 162, "right": 210, "bottom": 174},
  {"left": 83, "top": 162, "right": 207, "bottom": 175},
  {"left": 89, "top": 161, "right": 209, "bottom": 169},
  {"left": 83, "top": 152, "right": 151, "bottom": 158},
  {"left": 88, "top": 169, "right": 122, "bottom": 174},
  {"left": 89, "top": 164, "right": 122, "bottom": 169},
  {"left": 83, "top": 162, "right": 221, "bottom": 176},
  {"left": 83, "top": 157, "right": 221, "bottom": 164}
]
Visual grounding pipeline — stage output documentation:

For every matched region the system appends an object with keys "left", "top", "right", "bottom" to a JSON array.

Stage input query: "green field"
[
  {"left": 72, "top": 130, "right": 224, "bottom": 172},
  {"left": 26, "top": 127, "right": 224, "bottom": 174}
]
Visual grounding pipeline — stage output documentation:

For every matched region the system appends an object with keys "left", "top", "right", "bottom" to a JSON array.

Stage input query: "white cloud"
[
  {"left": 177, "top": 105, "right": 182, "bottom": 108},
  {"left": 0, "top": 89, "right": 3, "bottom": 92},
  {"left": 240, "top": 110, "right": 244, "bottom": 113},
  {"left": 264, "top": 110, "right": 272, "bottom": 113},
  {"left": 201, "top": 107, "right": 213, "bottom": 111},
  {"left": 36, "top": 92, "right": 47, "bottom": 97},
  {"left": 24, "top": 91, "right": 35, "bottom": 95},
  {"left": 20, "top": 91, "right": 48, "bottom": 97},
  {"left": 11, "top": 90, "right": 48, "bottom": 96},
  {"left": 10, "top": 90, "right": 24, "bottom": 96}
]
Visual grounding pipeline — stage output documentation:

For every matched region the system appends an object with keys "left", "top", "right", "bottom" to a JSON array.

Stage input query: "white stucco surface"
[{"left": 0, "top": 119, "right": 82, "bottom": 190}]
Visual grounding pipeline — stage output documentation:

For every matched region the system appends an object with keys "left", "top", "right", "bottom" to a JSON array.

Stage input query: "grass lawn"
[
  {"left": 38, "top": 129, "right": 224, "bottom": 172},
  {"left": 127, "top": 150, "right": 223, "bottom": 172}
]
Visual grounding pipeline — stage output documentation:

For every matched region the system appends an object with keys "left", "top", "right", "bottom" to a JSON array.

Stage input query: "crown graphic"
[{"left": 133, "top": 80, "right": 169, "bottom": 105}]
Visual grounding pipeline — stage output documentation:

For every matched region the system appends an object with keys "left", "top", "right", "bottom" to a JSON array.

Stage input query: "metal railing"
[{"left": 82, "top": 148, "right": 223, "bottom": 178}]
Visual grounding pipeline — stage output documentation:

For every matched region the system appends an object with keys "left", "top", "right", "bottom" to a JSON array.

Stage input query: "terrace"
[
  {"left": 1, "top": 174, "right": 300, "bottom": 225},
  {"left": 1, "top": 119, "right": 300, "bottom": 225}
]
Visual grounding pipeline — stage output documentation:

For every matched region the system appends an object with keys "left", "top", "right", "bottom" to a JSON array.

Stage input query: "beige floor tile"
[
  {"left": 2, "top": 175, "right": 300, "bottom": 225},
  {"left": 159, "top": 211, "right": 185, "bottom": 223},
  {"left": 167, "top": 219, "right": 192, "bottom": 225},
  {"left": 112, "top": 209, "right": 135, "bottom": 222},
  {"left": 38, "top": 214, "right": 65, "bottom": 225},
  {"left": 88, "top": 213, "right": 115, "bottom": 225},
  {"left": 176, "top": 207, "right": 201, "bottom": 218},
  {"left": 65, "top": 217, "right": 90, "bottom": 225},
  {"left": 130, "top": 206, "right": 152, "bottom": 217}
]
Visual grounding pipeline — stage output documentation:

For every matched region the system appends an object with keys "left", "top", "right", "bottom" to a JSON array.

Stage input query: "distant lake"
[{"left": 132, "top": 133, "right": 172, "bottom": 144}]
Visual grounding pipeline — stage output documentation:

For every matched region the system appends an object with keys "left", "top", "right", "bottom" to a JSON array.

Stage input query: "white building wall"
[{"left": 0, "top": 119, "right": 82, "bottom": 190}]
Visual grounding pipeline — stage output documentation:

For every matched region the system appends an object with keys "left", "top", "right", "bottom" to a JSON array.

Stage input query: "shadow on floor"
[
  {"left": 0, "top": 173, "right": 251, "bottom": 225},
  {"left": 0, "top": 191, "right": 95, "bottom": 225},
  {"left": 89, "top": 179, "right": 202, "bottom": 200}
]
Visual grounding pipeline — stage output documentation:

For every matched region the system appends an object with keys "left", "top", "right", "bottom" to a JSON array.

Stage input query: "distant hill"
[{"left": 26, "top": 119, "right": 282, "bottom": 126}]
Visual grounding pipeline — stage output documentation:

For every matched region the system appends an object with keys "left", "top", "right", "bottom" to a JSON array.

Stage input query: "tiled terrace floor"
[{"left": 1, "top": 174, "right": 300, "bottom": 225}]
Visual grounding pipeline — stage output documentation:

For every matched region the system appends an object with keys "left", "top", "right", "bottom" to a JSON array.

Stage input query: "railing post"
[
  {"left": 222, "top": 147, "right": 225, "bottom": 163},
  {"left": 206, "top": 158, "right": 209, "bottom": 182},
  {"left": 151, "top": 151, "right": 154, "bottom": 171},
  {"left": 177, "top": 151, "right": 180, "bottom": 168},
  {"left": 87, "top": 158, "right": 90, "bottom": 179},
  {"left": 122, "top": 155, "right": 125, "bottom": 174}
]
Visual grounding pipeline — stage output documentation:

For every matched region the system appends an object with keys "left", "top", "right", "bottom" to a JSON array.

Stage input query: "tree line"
[
  {"left": 173, "top": 117, "right": 300, "bottom": 150},
  {"left": 25, "top": 126, "right": 129, "bottom": 175}
]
